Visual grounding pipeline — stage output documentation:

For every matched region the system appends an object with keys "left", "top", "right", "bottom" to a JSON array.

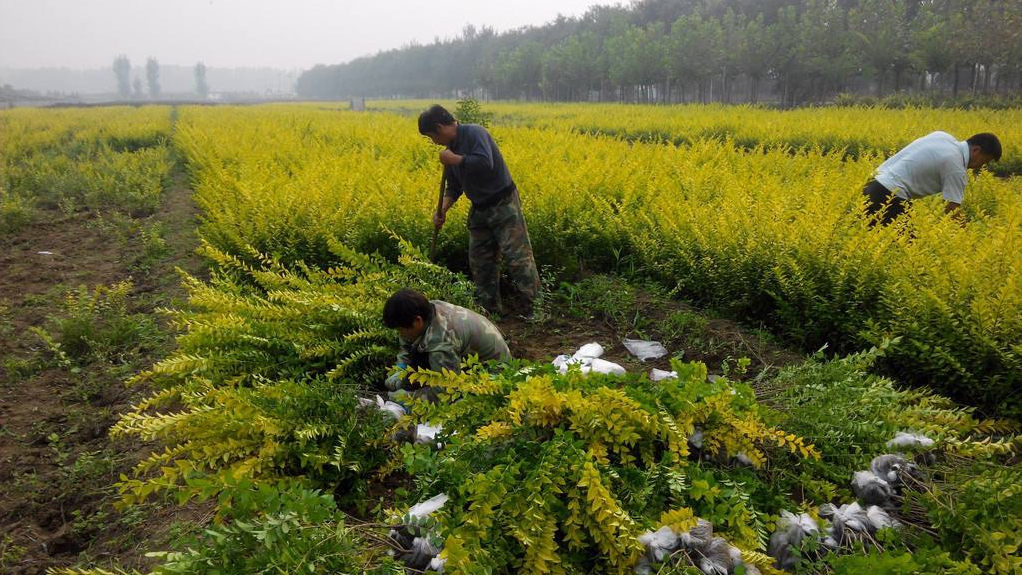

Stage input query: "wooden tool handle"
[{"left": 429, "top": 171, "right": 447, "bottom": 261}]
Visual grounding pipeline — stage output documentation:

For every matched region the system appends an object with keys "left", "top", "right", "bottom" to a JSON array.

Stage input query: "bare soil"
[
  {"left": 0, "top": 165, "right": 210, "bottom": 573},
  {"left": 498, "top": 293, "right": 805, "bottom": 386}
]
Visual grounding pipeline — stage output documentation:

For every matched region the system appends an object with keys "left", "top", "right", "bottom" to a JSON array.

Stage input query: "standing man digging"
[{"left": 419, "top": 104, "right": 541, "bottom": 320}]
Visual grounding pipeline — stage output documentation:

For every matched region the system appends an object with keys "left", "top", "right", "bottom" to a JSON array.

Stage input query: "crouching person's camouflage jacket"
[{"left": 396, "top": 300, "right": 510, "bottom": 372}]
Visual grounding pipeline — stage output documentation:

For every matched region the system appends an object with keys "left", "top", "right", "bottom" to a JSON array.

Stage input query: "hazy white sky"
[{"left": 0, "top": 0, "right": 608, "bottom": 70}]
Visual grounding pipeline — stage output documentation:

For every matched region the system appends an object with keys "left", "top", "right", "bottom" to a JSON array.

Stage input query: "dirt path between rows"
[{"left": 0, "top": 161, "right": 209, "bottom": 573}]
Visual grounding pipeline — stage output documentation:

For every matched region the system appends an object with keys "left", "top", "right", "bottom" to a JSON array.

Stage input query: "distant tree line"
[
  {"left": 111, "top": 56, "right": 209, "bottom": 100},
  {"left": 296, "top": 0, "right": 1022, "bottom": 106}
]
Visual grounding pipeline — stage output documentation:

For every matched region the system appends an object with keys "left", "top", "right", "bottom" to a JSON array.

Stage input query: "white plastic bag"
[
  {"left": 678, "top": 518, "right": 713, "bottom": 551},
  {"left": 887, "top": 431, "right": 934, "bottom": 449},
  {"left": 554, "top": 343, "right": 624, "bottom": 375},
  {"left": 623, "top": 338, "right": 669, "bottom": 361},
  {"left": 358, "top": 395, "right": 407, "bottom": 421},
  {"left": 649, "top": 368, "right": 678, "bottom": 382},
  {"left": 428, "top": 555, "right": 446, "bottom": 573},
  {"left": 638, "top": 525, "right": 680, "bottom": 562},
  {"left": 589, "top": 357, "right": 626, "bottom": 375},
  {"left": 866, "top": 505, "right": 900, "bottom": 530},
  {"left": 826, "top": 502, "right": 870, "bottom": 543},
  {"left": 415, "top": 423, "right": 442, "bottom": 445},
  {"left": 851, "top": 470, "right": 894, "bottom": 507},
  {"left": 699, "top": 537, "right": 735, "bottom": 575},
  {"left": 553, "top": 354, "right": 592, "bottom": 375},
  {"left": 408, "top": 493, "right": 449, "bottom": 519},
  {"left": 768, "top": 510, "right": 818, "bottom": 571},
  {"left": 870, "top": 454, "right": 915, "bottom": 486},
  {"left": 573, "top": 342, "right": 605, "bottom": 359},
  {"left": 688, "top": 429, "right": 704, "bottom": 449}
]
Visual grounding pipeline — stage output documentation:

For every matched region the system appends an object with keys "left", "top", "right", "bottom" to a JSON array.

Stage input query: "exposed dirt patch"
[
  {"left": 498, "top": 291, "right": 805, "bottom": 384},
  {"left": 0, "top": 164, "right": 208, "bottom": 573}
]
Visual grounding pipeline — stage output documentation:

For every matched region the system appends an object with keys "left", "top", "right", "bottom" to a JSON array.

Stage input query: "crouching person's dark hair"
[
  {"left": 967, "top": 132, "right": 1002, "bottom": 162},
  {"left": 383, "top": 289, "right": 434, "bottom": 328},
  {"left": 418, "top": 104, "right": 456, "bottom": 135}
]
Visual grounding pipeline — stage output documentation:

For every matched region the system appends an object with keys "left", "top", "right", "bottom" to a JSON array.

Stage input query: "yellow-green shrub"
[
  {"left": 172, "top": 103, "right": 1022, "bottom": 416},
  {"left": 112, "top": 238, "right": 476, "bottom": 508},
  {"left": 397, "top": 358, "right": 815, "bottom": 573}
]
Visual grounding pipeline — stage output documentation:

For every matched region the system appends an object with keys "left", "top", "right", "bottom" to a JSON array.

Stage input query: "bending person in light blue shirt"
[{"left": 861, "top": 131, "right": 1001, "bottom": 226}]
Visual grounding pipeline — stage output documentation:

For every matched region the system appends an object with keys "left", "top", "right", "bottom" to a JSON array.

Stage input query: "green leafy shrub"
[
  {"left": 112, "top": 238, "right": 476, "bottom": 510},
  {"left": 454, "top": 98, "right": 494, "bottom": 128},
  {"left": 83, "top": 146, "right": 173, "bottom": 216},
  {"left": 148, "top": 478, "right": 394, "bottom": 574},
  {"left": 396, "top": 358, "right": 818, "bottom": 573},
  {"left": 0, "top": 107, "right": 173, "bottom": 217},
  {"left": 768, "top": 342, "right": 1019, "bottom": 490},
  {"left": 0, "top": 187, "right": 34, "bottom": 233},
  {"left": 557, "top": 275, "right": 638, "bottom": 326},
  {"left": 52, "top": 280, "right": 160, "bottom": 361},
  {"left": 913, "top": 463, "right": 1022, "bottom": 573},
  {"left": 134, "top": 220, "right": 170, "bottom": 271},
  {"left": 825, "top": 540, "right": 981, "bottom": 575}
]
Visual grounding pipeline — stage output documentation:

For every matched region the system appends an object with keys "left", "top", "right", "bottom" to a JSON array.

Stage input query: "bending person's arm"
[
  {"left": 944, "top": 201, "right": 966, "bottom": 226},
  {"left": 941, "top": 170, "right": 967, "bottom": 225}
]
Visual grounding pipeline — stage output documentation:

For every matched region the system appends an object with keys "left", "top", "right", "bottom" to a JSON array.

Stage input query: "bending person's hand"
[{"left": 439, "top": 150, "right": 462, "bottom": 166}]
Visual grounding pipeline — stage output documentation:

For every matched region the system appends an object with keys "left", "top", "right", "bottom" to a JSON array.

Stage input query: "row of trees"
[
  {"left": 112, "top": 56, "right": 209, "bottom": 100},
  {"left": 297, "top": 0, "right": 1022, "bottom": 106}
]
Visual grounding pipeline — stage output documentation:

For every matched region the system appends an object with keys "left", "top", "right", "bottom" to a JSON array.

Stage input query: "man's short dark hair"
[
  {"left": 418, "top": 104, "right": 456, "bottom": 135},
  {"left": 967, "top": 133, "right": 1002, "bottom": 162},
  {"left": 383, "top": 288, "right": 434, "bottom": 328}
]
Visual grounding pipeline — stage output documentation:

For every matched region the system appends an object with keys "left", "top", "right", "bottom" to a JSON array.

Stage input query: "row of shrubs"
[{"left": 0, "top": 106, "right": 174, "bottom": 233}]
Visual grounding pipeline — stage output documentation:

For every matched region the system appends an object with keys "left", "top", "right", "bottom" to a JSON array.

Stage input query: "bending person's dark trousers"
[{"left": 862, "top": 179, "right": 907, "bottom": 226}]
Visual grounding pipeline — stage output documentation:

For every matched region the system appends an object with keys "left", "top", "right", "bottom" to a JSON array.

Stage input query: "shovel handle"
[{"left": 429, "top": 171, "right": 447, "bottom": 261}]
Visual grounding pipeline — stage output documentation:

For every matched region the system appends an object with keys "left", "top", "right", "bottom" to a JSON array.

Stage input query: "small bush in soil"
[{"left": 51, "top": 280, "right": 160, "bottom": 362}]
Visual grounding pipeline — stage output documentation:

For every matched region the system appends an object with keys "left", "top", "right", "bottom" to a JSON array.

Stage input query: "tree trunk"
[{"left": 953, "top": 65, "right": 960, "bottom": 98}]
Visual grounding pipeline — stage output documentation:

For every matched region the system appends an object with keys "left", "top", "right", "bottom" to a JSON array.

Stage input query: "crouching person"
[{"left": 382, "top": 288, "right": 511, "bottom": 402}]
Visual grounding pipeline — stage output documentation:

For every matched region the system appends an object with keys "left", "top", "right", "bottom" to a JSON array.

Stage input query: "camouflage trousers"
[{"left": 467, "top": 189, "right": 541, "bottom": 315}]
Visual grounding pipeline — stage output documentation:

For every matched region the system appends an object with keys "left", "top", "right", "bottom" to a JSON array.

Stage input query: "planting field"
[
  {"left": 1, "top": 102, "right": 1021, "bottom": 574},
  {"left": 371, "top": 100, "right": 1022, "bottom": 176},
  {"left": 176, "top": 102, "right": 1022, "bottom": 416}
]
